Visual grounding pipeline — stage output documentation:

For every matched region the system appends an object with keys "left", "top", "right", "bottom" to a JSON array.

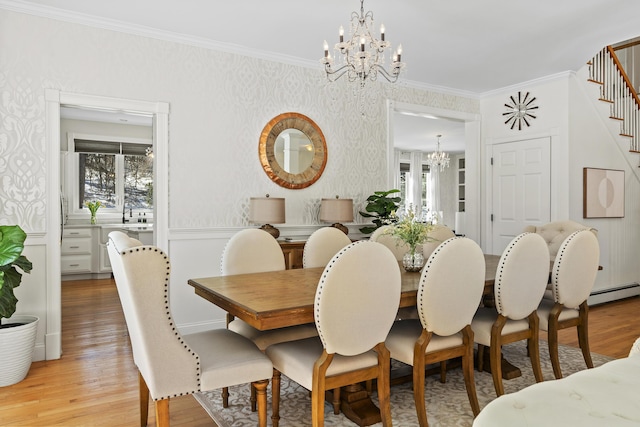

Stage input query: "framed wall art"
[{"left": 583, "top": 167, "right": 625, "bottom": 218}]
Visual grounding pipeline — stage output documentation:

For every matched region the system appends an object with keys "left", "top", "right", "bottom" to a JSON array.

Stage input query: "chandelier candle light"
[
  {"left": 321, "top": 0, "right": 405, "bottom": 87},
  {"left": 427, "top": 134, "right": 450, "bottom": 172}
]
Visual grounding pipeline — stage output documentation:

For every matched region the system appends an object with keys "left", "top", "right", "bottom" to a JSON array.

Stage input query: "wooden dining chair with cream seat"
[
  {"left": 220, "top": 228, "right": 318, "bottom": 409},
  {"left": 421, "top": 224, "right": 455, "bottom": 261},
  {"left": 370, "top": 224, "right": 411, "bottom": 261},
  {"left": 266, "top": 240, "right": 401, "bottom": 427},
  {"left": 107, "top": 231, "right": 273, "bottom": 427},
  {"left": 537, "top": 229, "right": 600, "bottom": 379},
  {"left": 303, "top": 226, "right": 352, "bottom": 268},
  {"left": 385, "top": 237, "right": 485, "bottom": 426},
  {"left": 471, "top": 232, "right": 550, "bottom": 397}
]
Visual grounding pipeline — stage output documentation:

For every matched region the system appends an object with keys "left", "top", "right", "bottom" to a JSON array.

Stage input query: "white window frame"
[{"left": 65, "top": 132, "right": 152, "bottom": 220}]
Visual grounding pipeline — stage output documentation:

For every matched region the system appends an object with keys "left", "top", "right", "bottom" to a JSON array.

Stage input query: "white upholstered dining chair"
[
  {"left": 523, "top": 220, "right": 597, "bottom": 261},
  {"left": 537, "top": 229, "right": 600, "bottom": 379},
  {"left": 385, "top": 237, "right": 485, "bottom": 426},
  {"left": 471, "top": 232, "right": 550, "bottom": 396},
  {"left": 370, "top": 224, "right": 410, "bottom": 260},
  {"left": 421, "top": 224, "right": 455, "bottom": 260},
  {"left": 221, "top": 228, "right": 318, "bottom": 408},
  {"left": 303, "top": 226, "right": 352, "bottom": 268},
  {"left": 107, "top": 231, "right": 272, "bottom": 427},
  {"left": 265, "top": 240, "right": 401, "bottom": 427}
]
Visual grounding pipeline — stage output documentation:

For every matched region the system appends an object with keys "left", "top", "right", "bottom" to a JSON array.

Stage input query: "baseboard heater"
[{"left": 588, "top": 283, "right": 640, "bottom": 306}]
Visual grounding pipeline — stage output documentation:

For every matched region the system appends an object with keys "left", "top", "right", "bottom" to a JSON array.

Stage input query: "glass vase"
[
  {"left": 90, "top": 213, "right": 97, "bottom": 225},
  {"left": 402, "top": 250, "right": 425, "bottom": 272}
]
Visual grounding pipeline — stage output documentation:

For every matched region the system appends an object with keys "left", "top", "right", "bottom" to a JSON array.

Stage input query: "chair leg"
[
  {"left": 250, "top": 384, "right": 257, "bottom": 412},
  {"left": 476, "top": 344, "right": 485, "bottom": 372},
  {"left": 374, "top": 343, "right": 393, "bottom": 427},
  {"left": 413, "top": 331, "right": 431, "bottom": 427},
  {"left": 221, "top": 387, "right": 229, "bottom": 408},
  {"left": 439, "top": 361, "right": 447, "bottom": 383},
  {"left": 578, "top": 302, "right": 594, "bottom": 369},
  {"left": 154, "top": 398, "right": 170, "bottom": 427},
  {"left": 489, "top": 315, "right": 506, "bottom": 396},
  {"left": 138, "top": 372, "right": 150, "bottom": 427},
  {"left": 331, "top": 387, "right": 341, "bottom": 415},
  {"left": 252, "top": 379, "right": 269, "bottom": 427},
  {"left": 548, "top": 315, "right": 562, "bottom": 379},
  {"left": 271, "top": 369, "right": 281, "bottom": 427},
  {"left": 528, "top": 313, "right": 544, "bottom": 383},
  {"left": 462, "top": 326, "right": 481, "bottom": 417}
]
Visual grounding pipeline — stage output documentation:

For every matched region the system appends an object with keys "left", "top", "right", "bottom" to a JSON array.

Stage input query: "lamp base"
[
  {"left": 330, "top": 223, "right": 349, "bottom": 235},
  {"left": 259, "top": 224, "right": 280, "bottom": 239}
]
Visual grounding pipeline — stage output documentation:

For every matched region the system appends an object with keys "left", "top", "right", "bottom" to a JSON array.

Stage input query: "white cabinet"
[{"left": 61, "top": 227, "right": 92, "bottom": 274}]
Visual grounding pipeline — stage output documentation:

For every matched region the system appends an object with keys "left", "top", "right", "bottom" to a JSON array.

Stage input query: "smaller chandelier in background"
[
  {"left": 427, "top": 135, "right": 450, "bottom": 172},
  {"left": 321, "top": 0, "right": 405, "bottom": 87}
]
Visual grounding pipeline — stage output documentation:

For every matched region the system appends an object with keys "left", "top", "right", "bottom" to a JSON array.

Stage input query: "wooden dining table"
[
  {"left": 188, "top": 254, "right": 501, "bottom": 332},
  {"left": 187, "top": 254, "right": 504, "bottom": 426}
]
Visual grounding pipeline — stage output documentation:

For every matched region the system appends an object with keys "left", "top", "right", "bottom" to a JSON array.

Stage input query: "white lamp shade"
[
  {"left": 319, "top": 198, "right": 354, "bottom": 223},
  {"left": 249, "top": 197, "right": 285, "bottom": 224}
]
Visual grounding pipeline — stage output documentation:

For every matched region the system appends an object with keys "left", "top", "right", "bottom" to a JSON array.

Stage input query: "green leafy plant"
[
  {"left": 0, "top": 225, "right": 33, "bottom": 320},
  {"left": 85, "top": 200, "right": 102, "bottom": 216},
  {"left": 384, "top": 208, "right": 435, "bottom": 255},
  {"left": 359, "top": 189, "right": 401, "bottom": 234}
]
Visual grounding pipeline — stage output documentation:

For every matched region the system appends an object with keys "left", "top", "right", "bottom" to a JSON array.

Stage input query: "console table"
[{"left": 278, "top": 240, "right": 305, "bottom": 270}]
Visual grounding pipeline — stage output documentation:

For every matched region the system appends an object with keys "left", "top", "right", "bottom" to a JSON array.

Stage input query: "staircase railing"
[{"left": 588, "top": 46, "right": 640, "bottom": 152}]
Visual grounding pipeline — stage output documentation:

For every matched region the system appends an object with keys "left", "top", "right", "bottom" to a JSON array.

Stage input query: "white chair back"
[
  {"left": 418, "top": 237, "right": 485, "bottom": 336},
  {"left": 221, "top": 228, "right": 285, "bottom": 275},
  {"left": 370, "top": 224, "right": 410, "bottom": 261},
  {"left": 315, "top": 240, "right": 401, "bottom": 356},
  {"left": 422, "top": 224, "right": 456, "bottom": 260},
  {"left": 524, "top": 220, "right": 597, "bottom": 260},
  {"left": 107, "top": 231, "right": 200, "bottom": 399},
  {"left": 494, "top": 233, "right": 550, "bottom": 320},
  {"left": 303, "top": 227, "right": 351, "bottom": 268},
  {"left": 551, "top": 230, "right": 600, "bottom": 309}
]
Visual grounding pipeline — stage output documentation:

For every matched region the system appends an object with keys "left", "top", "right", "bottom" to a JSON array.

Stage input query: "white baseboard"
[
  {"left": 588, "top": 283, "right": 640, "bottom": 306},
  {"left": 178, "top": 319, "right": 226, "bottom": 335}
]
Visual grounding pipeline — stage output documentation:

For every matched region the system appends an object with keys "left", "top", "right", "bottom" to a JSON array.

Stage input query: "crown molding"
[{"left": 480, "top": 71, "right": 575, "bottom": 99}]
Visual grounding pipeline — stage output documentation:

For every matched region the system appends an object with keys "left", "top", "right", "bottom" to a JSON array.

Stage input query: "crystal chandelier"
[
  {"left": 427, "top": 135, "right": 450, "bottom": 172},
  {"left": 321, "top": 0, "right": 405, "bottom": 87}
]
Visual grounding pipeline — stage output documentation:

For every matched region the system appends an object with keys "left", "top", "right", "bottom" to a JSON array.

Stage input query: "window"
[
  {"left": 397, "top": 158, "right": 430, "bottom": 217},
  {"left": 69, "top": 136, "right": 153, "bottom": 216},
  {"left": 399, "top": 162, "right": 411, "bottom": 209}
]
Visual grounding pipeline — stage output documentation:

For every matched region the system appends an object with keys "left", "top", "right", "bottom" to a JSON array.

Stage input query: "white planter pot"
[{"left": 0, "top": 315, "right": 39, "bottom": 387}]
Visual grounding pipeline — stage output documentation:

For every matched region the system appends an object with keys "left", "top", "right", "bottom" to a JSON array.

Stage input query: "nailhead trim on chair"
[
  {"left": 494, "top": 233, "right": 530, "bottom": 315},
  {"left": 314, "top": 240, "right": 364, "bottom": 344},
  {"left": 551, "top": 230, "right": 581, "bottom": 298},
  {"left": 119, "top": 245, "right": 201, "bottom": 400},
  {"left": 417, "top": 237, "right": 461, "bottom": 327}
]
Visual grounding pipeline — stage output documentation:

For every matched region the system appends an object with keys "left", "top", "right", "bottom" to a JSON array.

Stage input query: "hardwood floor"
[{"left": 0, "top": 278, "right": 639, "bottom": 426}]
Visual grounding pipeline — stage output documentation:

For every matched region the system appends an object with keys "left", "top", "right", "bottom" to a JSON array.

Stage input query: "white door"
[{"left": 491, "top": 137, "right": 551, "bottom": 254}]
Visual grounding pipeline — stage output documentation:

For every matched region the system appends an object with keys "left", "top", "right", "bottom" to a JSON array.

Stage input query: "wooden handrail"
[{"left": 607, "top": 46, "right": 640, "bottom": 109}]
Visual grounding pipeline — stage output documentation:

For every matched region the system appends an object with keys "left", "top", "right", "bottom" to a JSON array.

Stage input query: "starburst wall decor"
[{"left": 503, "top": 91, "right": 538, "bottom": 130}]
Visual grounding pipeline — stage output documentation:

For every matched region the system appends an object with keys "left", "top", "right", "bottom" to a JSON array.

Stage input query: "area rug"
[{"left": 194, "top": 341, "right": 613, "bottom": 426}]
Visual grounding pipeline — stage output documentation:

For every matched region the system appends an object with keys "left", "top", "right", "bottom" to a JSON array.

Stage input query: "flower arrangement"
[
  {"left": 85, "top": 200, "right": 102, "bottom": 224},
  {"left": 385, "top": 208, "right": 434, "bottom": 255}
]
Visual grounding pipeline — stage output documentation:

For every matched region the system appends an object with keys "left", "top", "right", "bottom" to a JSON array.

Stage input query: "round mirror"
[{"left": 259, "top": 112, "right": 327, "bottom": 189}]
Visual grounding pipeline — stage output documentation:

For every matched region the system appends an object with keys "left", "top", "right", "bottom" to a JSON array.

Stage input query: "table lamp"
[
  {"left": 319, "top": 196, "right": 353, "bottom": 235},
  {"left": 249, "top": 195, "right": 285, "bottom": 238}
]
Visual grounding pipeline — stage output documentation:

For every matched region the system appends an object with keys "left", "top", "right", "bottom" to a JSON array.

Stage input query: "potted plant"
[
  {"left": 359, "top": 189, "right": 401, "bottom": 234},
  {"left": 385, "top": 208, "right": 435, "bottom": 272},
  {"left": 0, "top": 224, "right": 37, "bottom": 387}
]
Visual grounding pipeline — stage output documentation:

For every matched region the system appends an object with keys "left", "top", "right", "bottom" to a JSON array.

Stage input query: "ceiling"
[{"left": 20, "top": 0, "right": 640, "bottom": 152}]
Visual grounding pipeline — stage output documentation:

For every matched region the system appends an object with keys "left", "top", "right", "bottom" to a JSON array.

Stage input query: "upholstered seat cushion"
[
  {"left": 266, "top": 336, "right": 379, "bottom": 390},
  {"left": 185, "top": 329, "right": 273, "bottom": 391},
  {"left": 536, "top": 298, "right": 579, "bottom": 330},
  {"left": 471, "top": 307, "right": 531, "bottom": 346},
  {"left": 385, "top": 319, "right": 464, "bottom": 366},
  {"left": 473, "top": 354, "right": 640, "bottom": 426},
  {"left": 228, "top": 318, "right": 318, "bottom": 351}
]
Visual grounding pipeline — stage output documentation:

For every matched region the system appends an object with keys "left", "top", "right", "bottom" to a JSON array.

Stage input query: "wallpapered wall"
[{"left": 0, "top": 9, "right": 479, "bottom": 233}]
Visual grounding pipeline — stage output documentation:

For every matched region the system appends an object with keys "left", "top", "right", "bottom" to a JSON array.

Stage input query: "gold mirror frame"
[{"left": 259, "top": 112, "right": 327, "bottom": 189}]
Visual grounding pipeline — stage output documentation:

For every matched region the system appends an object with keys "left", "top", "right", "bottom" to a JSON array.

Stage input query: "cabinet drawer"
[
  {"left": 61, "top": 255, "right": 92, "bottom": 274},
  {"left": 63, "top": 228, "right": 92, "bottom": 238},
  {"left": 61, "top": 238, "right": 91, "bottom": 255}
]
